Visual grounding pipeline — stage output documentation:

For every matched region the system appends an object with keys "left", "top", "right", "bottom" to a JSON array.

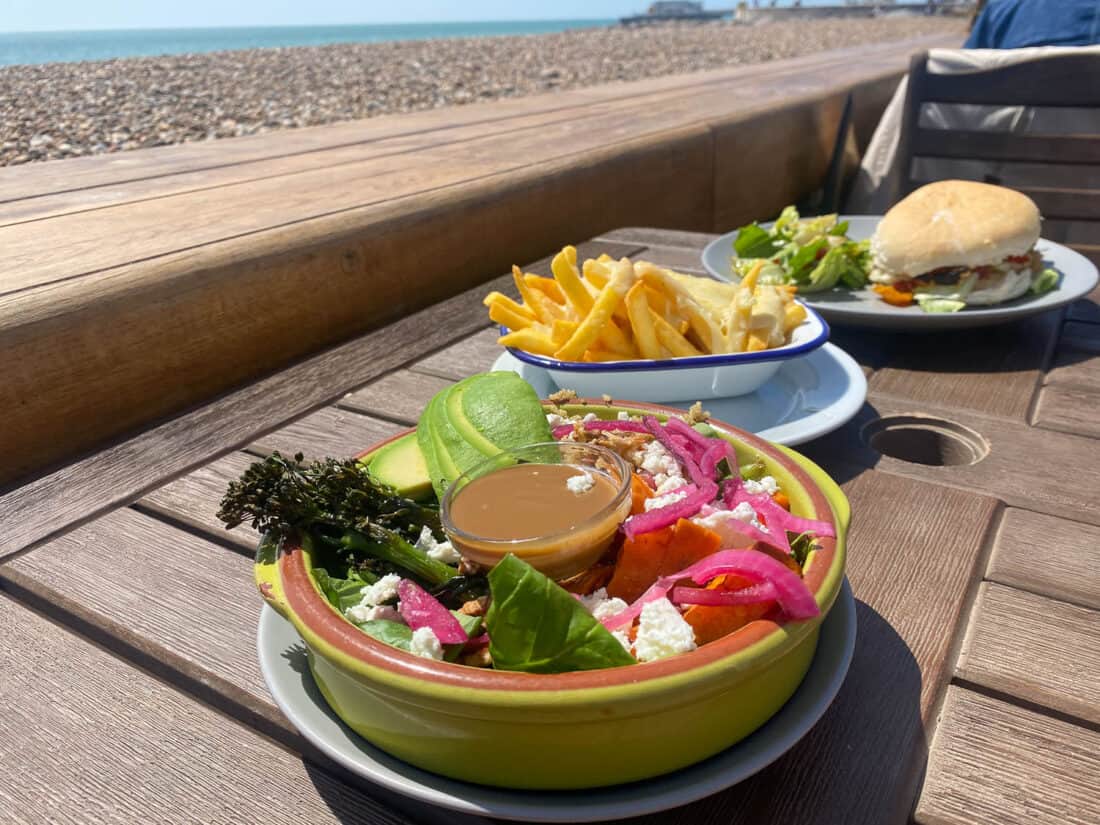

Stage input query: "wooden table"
[{"left": 2, "top": 227, "right": 1098, "bottom": 825}]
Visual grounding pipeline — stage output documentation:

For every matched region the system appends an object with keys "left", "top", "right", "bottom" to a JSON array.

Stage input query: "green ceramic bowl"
[{"left": 254, "top": 400, "right": 849, "bottom": 790}]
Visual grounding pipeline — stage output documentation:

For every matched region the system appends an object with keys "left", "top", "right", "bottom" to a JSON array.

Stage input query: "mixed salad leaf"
[{"left": 732, "top": 206, "right": 871, "bottom": 294}]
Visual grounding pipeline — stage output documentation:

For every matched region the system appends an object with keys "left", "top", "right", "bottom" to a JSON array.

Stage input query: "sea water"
[{"left": 0, "top": 20, "right": 615, "bottom": 67}]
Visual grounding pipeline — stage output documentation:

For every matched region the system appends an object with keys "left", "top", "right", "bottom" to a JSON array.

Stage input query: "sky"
[{"left": 4, "top": 0, "right": 847, "bottom": 32}]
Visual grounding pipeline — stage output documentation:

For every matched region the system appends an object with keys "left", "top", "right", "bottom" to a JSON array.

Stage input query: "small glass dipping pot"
[{"left": 440, "top": 442, "right": 633, "bottom": 580}]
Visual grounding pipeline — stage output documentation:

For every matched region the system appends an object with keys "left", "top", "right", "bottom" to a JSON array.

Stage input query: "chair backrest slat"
[
  {"left": 915, "top": 53, "right": 1100, "bottom": 108},
  {"left": 911, "top": 129, "right": 1100, "bottom": 166}
]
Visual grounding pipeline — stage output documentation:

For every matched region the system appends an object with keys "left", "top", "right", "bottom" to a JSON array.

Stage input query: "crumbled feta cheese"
[
  {"left": 582, "top": 412, "right": 598, "bottom": 423},
  {"left": 546, "top": 412, "right": 568, "bottom": 428},
  {"left": 427, "top": 540, "right": 461, "bottom": 564},
  {"left": 566, "top": 470, "right": 595, "bottom": 495},
  {"left": 578, "top": 587, "right": 628, "bottom": 621},
  {"left": 357, "top": 573, "right": 402, "bottom": 607},
  {"left": 414, "top": 525, "right": 462, "bottom": 564},
  {"left": 742, "top": 476, "right": 779, "bottom": 496},
  {"left": 731, "top": 501, "right": 764, "bottom": 528},
  {"left": 593, "top": 598, "right": 629, "bottom": 622},
  {"left": 692, "top": 506, "right": 763, "bottom": 547},
  {"left": 409, "top": 627, "right": 444, "bottom": 660},
  {"left": 346, "top": 604, "right": 403, "bottom": 624},
  {"left": 653, "top": 474, "right": 687, "bottom": 496},
  {"left": 612, "top": 629, "right": 633, "bottom": 653},
  {"left": 617, "top": 411, "right": 631, "bottom": 421},
  {"left": 632, "top": 440, "right": 683, "bottom": 487},
  {"left": 634, "top": 598, "right": 696, "bottom": 662},
  {"left": 644, "top": 488, "right": 688, "bottom": 512}
]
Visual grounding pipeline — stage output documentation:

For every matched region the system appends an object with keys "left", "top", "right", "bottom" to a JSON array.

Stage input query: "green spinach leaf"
[
  {"left": 356, "top": 619, "right": 414, "bottom": 650},
  {"left": 485, "top": 555, "right": 635, "bottom": 673}
]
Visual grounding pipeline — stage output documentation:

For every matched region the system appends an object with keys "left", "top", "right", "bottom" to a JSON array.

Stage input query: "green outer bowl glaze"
[{"left": 254, "top": 401, "right": 849, "bottom": 789}]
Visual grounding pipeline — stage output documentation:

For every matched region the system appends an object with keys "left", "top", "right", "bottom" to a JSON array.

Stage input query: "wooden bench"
[{"left": 0, "top": 35, "right": 956, "bottom": 487}]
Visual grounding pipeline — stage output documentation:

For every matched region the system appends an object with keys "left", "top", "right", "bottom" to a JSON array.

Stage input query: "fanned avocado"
[
  {"left": 451, "top": 372, "right": 551, "bottom": 455},
  {"left": 417, "top": 372, "right": 553, "bottom": 499},
  {"left": 366, "top": 433, "right": 432, "bottom": 501}
]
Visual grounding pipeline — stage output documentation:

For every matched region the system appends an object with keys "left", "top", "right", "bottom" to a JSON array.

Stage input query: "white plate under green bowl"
[
  {"left": 491, "top": 343, "right": 867, "bottom": 447},
  {"left": 258, "top": 579, "right": 856, "bottom": 823},
  {"left": 701, "top": 215, "right": 1099, "bottom": 331}
]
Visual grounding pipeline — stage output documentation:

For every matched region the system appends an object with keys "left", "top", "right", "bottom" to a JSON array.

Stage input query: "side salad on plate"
[
  {"left": 731, "top": 206, "right": 872, "bottom": 294},
  {"left": 221, "top": 372, "right": 835, "bottom": 674}
]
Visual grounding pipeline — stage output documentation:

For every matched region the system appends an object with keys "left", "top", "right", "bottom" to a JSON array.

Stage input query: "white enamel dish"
[
  {"left": 259, "top": 579, "right": 856, "bottom": 823},
  {"left": 491, "top": 344, "right": 867, "bottom": 447},
  {"left": 502, "top": 303, "right": 829, "bottom": 401},
  {"left": 701, "top": 215, "right": 1099, "bottom": 331}
]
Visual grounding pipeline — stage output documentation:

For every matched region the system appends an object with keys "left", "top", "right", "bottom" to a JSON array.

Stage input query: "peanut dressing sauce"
[{"left": 445, "top": 462, "right": 629, "bottom": 578}]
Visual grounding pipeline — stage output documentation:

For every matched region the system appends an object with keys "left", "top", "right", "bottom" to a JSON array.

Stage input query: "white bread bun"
[{"left": 872, "top": 180, "right": 1040, "bottom": 278}]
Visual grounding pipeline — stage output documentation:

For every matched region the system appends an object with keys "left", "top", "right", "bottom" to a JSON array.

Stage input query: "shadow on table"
[
  {"left": 829, "top": 311, "right": 1065, "bottom": 379},
  {"left": 615, "top": 599, "right": 926, "bottom": 825}
]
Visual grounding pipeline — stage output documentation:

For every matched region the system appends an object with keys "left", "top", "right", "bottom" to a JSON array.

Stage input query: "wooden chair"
[{"left": 895, "top": 50, "right": 1100, "bottom": 266}]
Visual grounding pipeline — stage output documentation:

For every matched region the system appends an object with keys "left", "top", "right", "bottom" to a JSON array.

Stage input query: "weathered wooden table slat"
[
  {"left": 0, "top": 593, "right": 417, "bottom": 825},
  {"left": 915, "top": 688, "right": 1100, "bottom": 825},
  {"left": 956, "top": 582, "right": 1100, "bottom": 725},
  {"left": 986, "top": 508, "right": 1100, "bottom": 610},
  {"left": 0, "top": 227, "right": 1097, "bottom": 825}
]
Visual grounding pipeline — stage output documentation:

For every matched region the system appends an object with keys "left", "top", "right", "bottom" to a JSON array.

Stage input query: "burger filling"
[{"left": 870, "top": 250, "right": 1054, "bottom": 311}]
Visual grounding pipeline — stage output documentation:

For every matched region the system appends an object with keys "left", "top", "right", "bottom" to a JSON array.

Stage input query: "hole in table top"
[{"left": 861, "top": 415, "right": 989, "bottom": 467}]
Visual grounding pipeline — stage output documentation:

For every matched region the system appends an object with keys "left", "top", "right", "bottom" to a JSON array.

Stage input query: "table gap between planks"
[{"left": 1, "top": 228, "right": 1098, "bottom": 825}]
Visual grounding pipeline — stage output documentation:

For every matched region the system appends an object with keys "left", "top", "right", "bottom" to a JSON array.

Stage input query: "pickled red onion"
[
  {"left": 671, "top": 582, "right": 777, "bottom": 606},
  {"left": 643, "top": 416, "right": 709, "bottom": 487},
  {"left": 621, "top": 480, "right": 718, "bottom": 538},
  {"left": 396, "top": 580, "right": 469, "bottom": 644}
]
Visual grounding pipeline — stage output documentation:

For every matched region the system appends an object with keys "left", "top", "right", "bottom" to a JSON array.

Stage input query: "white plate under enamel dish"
[
  {"left": 701, "top": 215, "right": 1099, "bottom": 331},
  {"left": 491, "top": 344, "right": 867, "bottom": 447},
  {"left": 503, "top": 303, "right": 829, "bottom": 401},
  {"left": 259, "top": 579, "right": 856, "bottom": 823}
]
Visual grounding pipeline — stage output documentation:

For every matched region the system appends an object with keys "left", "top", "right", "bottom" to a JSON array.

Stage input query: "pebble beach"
[{"left": 0, "top": 18, "right": 964, "bottom": 166}]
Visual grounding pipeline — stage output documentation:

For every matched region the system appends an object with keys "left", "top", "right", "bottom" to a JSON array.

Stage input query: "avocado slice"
[
  {"left": 452, "top": 372, "right": 552, "bottom": 454},
  {"left": 365, "top": 432, "right": 433, "bottom": 501},
  {"left": 417, "top": 372, "right": 554, "bottom": 500},
  {"left": 420, "top": 390, "right": 484, "bottom": 500}
]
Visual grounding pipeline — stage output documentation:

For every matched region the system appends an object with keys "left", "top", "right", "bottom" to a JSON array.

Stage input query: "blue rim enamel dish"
[{"left": 501, "top": 303, "right": 830, "bottom": 373}]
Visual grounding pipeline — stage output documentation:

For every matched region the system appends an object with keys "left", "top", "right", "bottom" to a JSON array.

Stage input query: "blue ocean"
[{"left": 0, "top": 20, "right": 615, "bottom": 67}]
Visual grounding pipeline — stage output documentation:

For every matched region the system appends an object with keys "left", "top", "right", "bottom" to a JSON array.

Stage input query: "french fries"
[{"left": 488, "top": 247, "right": 806, "bottom": 362}]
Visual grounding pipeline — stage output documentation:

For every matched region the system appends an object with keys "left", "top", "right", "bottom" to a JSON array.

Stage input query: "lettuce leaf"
[
  {"left": 800, "top": 246, "right": 849, "bottom": 293},
  {"left": 485, "top": 554, "right": 635, "bottom": 673},
  {"left": 1031, "top": 268, "right": 1059, "bottom": 295},
  {"left": 918, "top": 298, "right": 967, "bottom": 313},
  {"left": 313, "top": 567, "right": 377, "bottom": 613},
  {"left": 733, "top": 223, "right": 778, "bottom": 259},
  {"left": 773, "top": 205, "right": 801, "bottom": 236}
]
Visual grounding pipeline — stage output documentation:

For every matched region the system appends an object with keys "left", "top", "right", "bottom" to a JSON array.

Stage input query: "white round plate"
[
  {"left": 491, "top": 343, "right": 867, "bottom": 447},
  {"left": 701, "top": 215, "right": 1099, "bottom": 330},
  {"left": 258, "top": 579, "right": 856, "bottom": 823}
]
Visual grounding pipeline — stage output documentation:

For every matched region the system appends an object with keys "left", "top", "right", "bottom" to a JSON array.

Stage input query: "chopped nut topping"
[
  {"left": 548, "top": 389, "right": 578, "bottom": 405},
  {"left": 685, "top": 401, "right": 710, "bottom": 424},
  {"left": 459, "top": 596, "right": 490, "bottom": 617},
  {"left": 460, "top": 647, "right": 493, "bottom": 668}
]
